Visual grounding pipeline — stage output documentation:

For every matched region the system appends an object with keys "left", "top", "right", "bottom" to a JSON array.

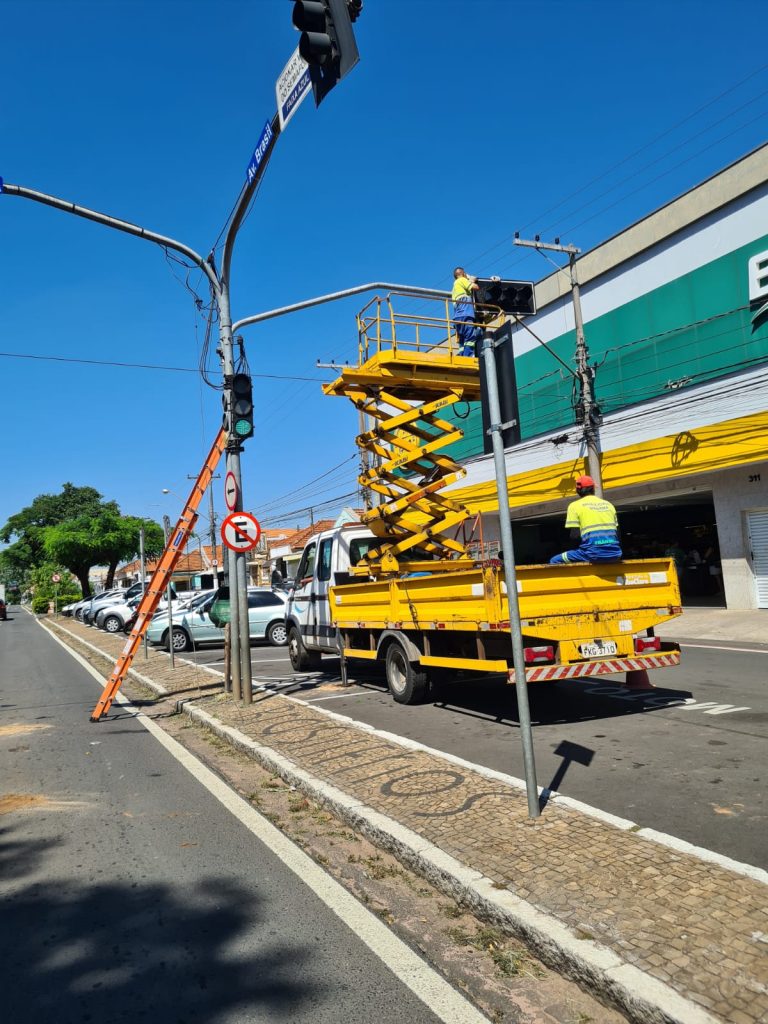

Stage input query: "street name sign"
[
  {"left": 224, "top": 471, "right": 239, "bottom": 511},
  {"left": 221, "top": 512, "right": 261, "bottom": 553},
  {"left": 276, "top": 47, "right": 311, "bottom": 130},
  {"left": 245, "top": 120, "right": 275, "bottom": 185}
]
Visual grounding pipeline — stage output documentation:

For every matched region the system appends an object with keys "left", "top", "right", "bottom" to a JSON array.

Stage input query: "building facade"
[{"left": 445, "top": 144, "right": 768, "bottom": 609}]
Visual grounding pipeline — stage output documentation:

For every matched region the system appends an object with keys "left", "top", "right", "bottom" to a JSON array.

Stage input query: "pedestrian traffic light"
[
  {"left": 231, "top": 374, "right": 254, "bottom": 440},
  {"left": 475, "top": 278, "right": 537, "bottom": 317},
  {"left": 292, "top": 0, "right": 361, "bottom": 106}
]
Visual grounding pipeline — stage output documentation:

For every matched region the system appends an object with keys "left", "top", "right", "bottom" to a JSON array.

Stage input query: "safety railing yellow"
[{"left": 356, "top": 291, "right": 490, "bottom": 365}]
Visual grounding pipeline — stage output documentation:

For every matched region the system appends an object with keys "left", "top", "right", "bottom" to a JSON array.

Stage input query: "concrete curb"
[
  {"left": 43, "top": 619, "right": 169, "bottom": 696},
  {"left": 179, "top": 699, "right": 720, "bottom": 1024}
]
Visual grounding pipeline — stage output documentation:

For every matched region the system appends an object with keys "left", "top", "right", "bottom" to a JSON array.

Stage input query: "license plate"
[{"left": 579, "top": 639, "right": 618, "bottom": 658}]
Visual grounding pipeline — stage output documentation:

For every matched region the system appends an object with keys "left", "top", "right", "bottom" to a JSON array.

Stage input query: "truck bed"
[{"left": 331, "top": 558, "right": 682, "bottom": 674}]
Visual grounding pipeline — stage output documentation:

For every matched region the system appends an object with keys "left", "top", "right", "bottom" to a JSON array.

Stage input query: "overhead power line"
[{"left": 0, "top": 350, "right": 327, "bottom": 381}]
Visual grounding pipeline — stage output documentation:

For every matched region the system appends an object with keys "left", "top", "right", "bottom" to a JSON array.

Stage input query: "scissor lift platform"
[{"left": 324, "top": 293, "right": 493, "bottom": 575}]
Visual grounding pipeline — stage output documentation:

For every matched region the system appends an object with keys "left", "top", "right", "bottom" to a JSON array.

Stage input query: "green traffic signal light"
[{"left": 231, "top": 373, "right": 254, "bottom": 440}]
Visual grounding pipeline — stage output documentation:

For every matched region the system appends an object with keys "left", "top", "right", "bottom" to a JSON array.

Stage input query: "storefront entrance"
[{"left": 509, "top": 490, "right": 725, "bottom": 607}]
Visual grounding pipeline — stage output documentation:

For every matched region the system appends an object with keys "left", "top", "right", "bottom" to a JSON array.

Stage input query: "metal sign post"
[{"left": 480, "top": 330, "right": 540, "bottom": 819}]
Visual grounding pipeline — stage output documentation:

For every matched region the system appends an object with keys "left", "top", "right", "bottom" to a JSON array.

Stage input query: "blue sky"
[{"left": 1, "top": 0, "right": 766, "bottom": 539}]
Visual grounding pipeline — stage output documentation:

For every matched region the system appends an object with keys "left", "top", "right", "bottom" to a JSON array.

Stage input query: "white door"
[
  {"left": 746, "top": 510, "right": 768, "bottom": 609},
  {"left": 312, "top": 536, "right": 335, "bottom": 650}
]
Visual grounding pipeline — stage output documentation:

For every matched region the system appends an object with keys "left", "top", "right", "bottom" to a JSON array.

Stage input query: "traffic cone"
[{"left": 625, "top": 669, "right": 654, "bottom": 690}]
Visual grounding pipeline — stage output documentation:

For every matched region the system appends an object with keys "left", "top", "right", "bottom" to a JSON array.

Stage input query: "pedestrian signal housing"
[
  {"left": 292, "top": 0, "right": 361, "bottom": 106},
  {"left": 475, "top": 278, "right": 536, "bottom": 318}
]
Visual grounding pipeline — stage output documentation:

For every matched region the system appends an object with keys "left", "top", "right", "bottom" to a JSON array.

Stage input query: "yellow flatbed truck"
[
  {"left": 332, "top": 551, "right": 680, "bottom": 703},
  {"left": 286, "top": 524, "right": 681, "bottom": 704}
]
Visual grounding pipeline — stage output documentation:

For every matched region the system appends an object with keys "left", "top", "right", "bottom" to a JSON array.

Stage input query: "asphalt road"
[
  {"left": 0, "top": 610, "right": 481, "bottom": 1024},
  {"left": 178, "top": 636, "right": 768, "bottom": 870}
]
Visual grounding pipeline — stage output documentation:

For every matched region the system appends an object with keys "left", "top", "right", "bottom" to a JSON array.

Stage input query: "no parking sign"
[{"left": 220, "top": 512, "right": 261, "bottom": 553}]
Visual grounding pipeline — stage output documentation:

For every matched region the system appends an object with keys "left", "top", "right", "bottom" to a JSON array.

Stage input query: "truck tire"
[
  {"left": 385, "top": 641, "right": 429, "bottom": 705},
  {"left": 288, "top": 625, "right": 322, "bottom": 671}
]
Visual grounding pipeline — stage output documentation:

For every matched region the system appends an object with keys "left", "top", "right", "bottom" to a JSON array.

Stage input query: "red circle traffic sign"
[
  {"left": 221, "top": 511, "right": 261, "bottom": 552},
  {"left": 51, "top": 573, "right": 61, "bottom": 583},
  {"left": 224, "top": 471, "right": 239, "bottom": 511}
]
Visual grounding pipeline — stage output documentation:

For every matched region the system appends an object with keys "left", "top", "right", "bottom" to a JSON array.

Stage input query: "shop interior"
[{"left": 507, "top": 490, "right": 725, "bottom": 607}]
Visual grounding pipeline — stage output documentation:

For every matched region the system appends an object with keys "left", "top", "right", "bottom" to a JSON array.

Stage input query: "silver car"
[{"left": 147, "top": 588, "right": 288, "bottom": 652}]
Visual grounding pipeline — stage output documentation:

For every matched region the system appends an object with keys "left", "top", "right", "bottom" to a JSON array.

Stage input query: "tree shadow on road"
[{"left": 0, "top": 825, "right": 324, "bottom": 1024}]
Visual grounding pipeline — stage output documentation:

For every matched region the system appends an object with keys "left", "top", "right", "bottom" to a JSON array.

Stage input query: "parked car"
[
  {"left": 146, "top": 587, "right": 288, "bottom": 652},
  {"left": 95, "top": 594, "right": 143, "bottom": 633},
  {"left": 100, "top": 588, "right": 210, "bottom": 634},
  {"left": 0, "top": 599, "right": 7, "bottom": 621},
  {"left": 82, "top": 589, "right": 130, "bottom": 626}
]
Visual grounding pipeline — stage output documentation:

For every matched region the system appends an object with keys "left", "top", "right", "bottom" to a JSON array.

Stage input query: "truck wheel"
[
  {"left": 288, "top": 625, "right": 322, "bottom": 671},
  {"left": 385, "top": 641, "right": 429, "bottom": 705}
]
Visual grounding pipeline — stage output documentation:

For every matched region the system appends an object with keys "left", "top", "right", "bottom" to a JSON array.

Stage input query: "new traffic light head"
[
  {"left": 231, "top": 374, "right": 254, "bottom": 440},
  {"left": 475, "top": 278, "right": 537, "bottom": 317},
  {"left": 292, "top": 0, "right": 360, "bottom": 106}
]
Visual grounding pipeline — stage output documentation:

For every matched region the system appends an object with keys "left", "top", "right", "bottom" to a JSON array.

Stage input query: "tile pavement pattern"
[{"left": 50, "top": 617, "right": 768, "bottom": 1024}]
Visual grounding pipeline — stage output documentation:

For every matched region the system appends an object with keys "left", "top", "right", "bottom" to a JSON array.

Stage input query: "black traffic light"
[
  {"left": 478, "top": 319, "right": 521, "bottom": 454},
  {"left": 292, "top": 0, "right": 361, "bottom": 106},
  {"left": 231, "top": 374, "right": 254, "bottom": 440},
  {"left": 474, "top": 278, "right": 537, "bottom": 318}
]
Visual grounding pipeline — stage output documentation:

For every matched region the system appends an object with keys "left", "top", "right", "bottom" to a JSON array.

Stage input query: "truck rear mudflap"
[{"left": 516, "top": 644, "right": 681, "bottom": 684}]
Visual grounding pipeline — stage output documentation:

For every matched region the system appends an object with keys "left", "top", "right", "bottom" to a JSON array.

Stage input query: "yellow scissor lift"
[{"left": 323, "top": 293, "right": 493, "bottom": 575}]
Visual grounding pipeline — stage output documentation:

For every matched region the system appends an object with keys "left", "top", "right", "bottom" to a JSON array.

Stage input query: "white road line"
[
  {"left": 38, "top": 620, "right": 489, "bottom": 1024},
  {"left": 304, "top": 692, "right": 377, "bottom": 703},
  {"left": 681, "top": 642, "right": 768, "bottom": 654}
]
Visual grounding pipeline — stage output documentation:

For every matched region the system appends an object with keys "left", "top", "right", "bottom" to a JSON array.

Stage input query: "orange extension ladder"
[{"left": 90, "top": 427, "right": 228, "bottom": 721}]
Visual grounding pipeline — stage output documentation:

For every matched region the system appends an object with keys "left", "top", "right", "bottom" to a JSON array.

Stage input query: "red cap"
[{"left": 575, "top": 475, "right": 595, "bottom": 488}]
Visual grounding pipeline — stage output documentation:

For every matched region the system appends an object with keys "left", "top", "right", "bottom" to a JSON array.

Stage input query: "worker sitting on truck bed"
[{"left": 549, "top": 475, "right": 623, "bottom": 564}]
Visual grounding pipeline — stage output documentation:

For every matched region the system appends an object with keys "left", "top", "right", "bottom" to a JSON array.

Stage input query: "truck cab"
[{"left": 285, "top": 524, "right": 375, "bottom": 671}]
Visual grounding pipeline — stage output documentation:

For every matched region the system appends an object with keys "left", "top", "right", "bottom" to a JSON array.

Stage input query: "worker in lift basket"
[
  {"left": 549, "top": 475, "right": 623, "bottom": 564},
  {"left": 452, "top": 266, "right": 480, "bottom": 356}
]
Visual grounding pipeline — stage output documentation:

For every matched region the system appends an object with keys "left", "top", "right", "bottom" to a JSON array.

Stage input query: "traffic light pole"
[
  {"left": 513, "top": 237, "right": 604, "bottom": 496},
  {"left": 480, "top": 329, "right": 540, "bottom": 819}
]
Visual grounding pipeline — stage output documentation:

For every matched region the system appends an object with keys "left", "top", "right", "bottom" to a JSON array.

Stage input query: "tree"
[
  {"left": 0, "top": 483, "right": 111, "bottom": 579},
  {"left": 44, "top": 513, "right": 164, "bottom": 596}
]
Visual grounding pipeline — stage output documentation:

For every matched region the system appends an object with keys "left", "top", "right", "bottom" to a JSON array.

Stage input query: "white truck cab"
[{"left": 285, "top": 524, "right": 375, "bottom": 671}]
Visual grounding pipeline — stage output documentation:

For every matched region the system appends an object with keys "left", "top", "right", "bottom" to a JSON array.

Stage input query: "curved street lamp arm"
[
  {"left": 232, "top": 281, "right": 451, "bottom": 333},
  {"left": 221, "top": 114, "right": 282, "bottom": 289},
  {"left": 1, "top": 181, "right": 220, "bottom": 296}
]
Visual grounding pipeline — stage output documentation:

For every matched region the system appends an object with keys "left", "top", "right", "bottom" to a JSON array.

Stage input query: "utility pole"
[
  {"left": 187, "top": 473, "right": 220, "bottom": 580},
  {"left": 162, "top": 515, "right": 175, "bottom": 670},
  {"left": 139, "top": 525, "right": 148, "bottom": 661},
  {"left": 513, "top": 237, "right": 603, "bottom": 495}
]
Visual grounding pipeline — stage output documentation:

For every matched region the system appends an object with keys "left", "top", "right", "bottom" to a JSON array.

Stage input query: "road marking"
[
  {"left": 38, "top": 623, "right": 489, "bottom": 1024},
  {"left": 676, "top": 700, "right": 752, "bottom": 715},
  {"left": 681, "top": 642, "right": 768, "bottom": 655},
  {"left": 582, "top": 686, "right": 752, "bottom": 715},
  {"left": 304, "top": 692, "right": 377, "bottom": 703}
]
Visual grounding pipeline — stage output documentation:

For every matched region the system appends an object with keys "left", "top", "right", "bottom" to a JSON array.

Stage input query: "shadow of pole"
[{"left": 539, "top": 740, "right": 594, "bottom": 811}]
